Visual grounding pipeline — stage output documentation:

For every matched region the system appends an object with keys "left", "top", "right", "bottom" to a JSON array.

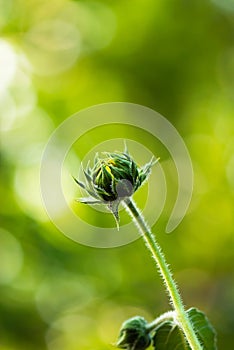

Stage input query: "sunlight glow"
[
  {"left": 0, "top": 40, "right": 17, "bottom": 94},
  {"left": 24, "top": 19, "right": 81, "bottom": 75}
]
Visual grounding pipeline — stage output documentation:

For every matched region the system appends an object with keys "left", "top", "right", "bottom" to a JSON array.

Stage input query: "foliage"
[
  {"left": 116, "top": 308, "right": 217, "bottom": 350},
  {"left": 153, "top": 308, "right": 217, "bottom": 350}
]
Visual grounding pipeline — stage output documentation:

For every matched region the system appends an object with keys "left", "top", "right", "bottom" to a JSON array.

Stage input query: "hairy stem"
[
  {"left": 146, "top": 310, "right": 176, "bottom": 333},
  {"left": 123, "top": 197, "right": 202, "bottom": 350}
]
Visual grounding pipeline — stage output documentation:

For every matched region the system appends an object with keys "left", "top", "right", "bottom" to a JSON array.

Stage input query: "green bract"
[{"left": 73, "top": 148, "right": 158, "bottom": 227}]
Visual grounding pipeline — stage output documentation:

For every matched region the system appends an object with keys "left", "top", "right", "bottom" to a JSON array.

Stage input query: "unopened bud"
[{"left": 116, "top": 316, "right": 151, "bottom": 350}]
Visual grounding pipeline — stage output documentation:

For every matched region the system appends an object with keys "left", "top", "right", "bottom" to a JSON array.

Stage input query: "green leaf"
[
  {"left": 187, "top": 308, "right": 217, "bottom": 349},
  {"left": 153, "top": 308, "right": 217, "bottom": 350},
  {"left": 153, "top": 320, "right": 188, "bottom": 349}
]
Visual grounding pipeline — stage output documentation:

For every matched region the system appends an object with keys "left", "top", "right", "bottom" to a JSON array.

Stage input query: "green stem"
[
  {"left": 146, "top": 310, "right": 176, "bottom": 333},
  {"left": 123, "top": 197, "right": 202, "bottom": 350}
]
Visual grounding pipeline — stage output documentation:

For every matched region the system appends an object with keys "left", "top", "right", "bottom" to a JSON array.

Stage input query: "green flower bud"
[
  {"left": 92, "top": 153, "right": 139, "bottom": 201},
  {"left": 73, "top": 146, "right": 159, "bottom": 228},
  {"left": 116, "top": 316, "right": 151, "bottom": 350}
]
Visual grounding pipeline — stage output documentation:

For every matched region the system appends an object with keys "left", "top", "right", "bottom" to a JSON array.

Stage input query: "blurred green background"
[{"left": 1, "top": 0, "right": 234, "bottom": 349}]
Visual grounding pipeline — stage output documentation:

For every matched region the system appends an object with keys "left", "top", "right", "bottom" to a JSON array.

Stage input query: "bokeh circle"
[{"left": 40, "top": 102, "right": 193, "bottom": 248}]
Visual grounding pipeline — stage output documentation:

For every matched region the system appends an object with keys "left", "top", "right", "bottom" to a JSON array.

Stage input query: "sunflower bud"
[
  {"left": 116, "top": 316, "right": 151, "bottom": 350},
  {"left": 73, "top": 147, "right": 158, "bottom": 228},
  {"left": 92, "top": 153, "right": 138, "bottom": 201}
]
